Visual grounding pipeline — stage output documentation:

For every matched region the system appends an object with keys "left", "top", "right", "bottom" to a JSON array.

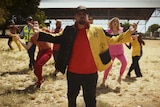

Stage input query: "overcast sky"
[{"left": 39, "top": 0, "right": 160, "bottom": 8}]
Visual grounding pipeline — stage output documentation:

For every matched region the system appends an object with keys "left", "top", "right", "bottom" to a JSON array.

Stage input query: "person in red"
[
  {"left": 51, "top": 19, "right": 63, "bottom": 76},
  {"left": 17, "top": 21, "right": 52, "bottom": 88}
]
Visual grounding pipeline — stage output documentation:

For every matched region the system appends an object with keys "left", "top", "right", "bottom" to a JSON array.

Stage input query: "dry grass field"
[{"left": 0, "top": 38, "right": 160, "bottom": 107}]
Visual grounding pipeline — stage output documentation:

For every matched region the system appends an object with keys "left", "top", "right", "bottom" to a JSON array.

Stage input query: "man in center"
[{"left": 37, "top": 5, "right": 138, "bottom": 107}]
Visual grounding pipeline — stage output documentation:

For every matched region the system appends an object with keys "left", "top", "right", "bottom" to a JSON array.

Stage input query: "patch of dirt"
[{"left": 0, "top": 38, "right": 160, "bottom": 107}]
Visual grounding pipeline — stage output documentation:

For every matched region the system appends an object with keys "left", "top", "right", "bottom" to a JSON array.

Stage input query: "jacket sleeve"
[
  {"left": 55, "top": 25, "right": 77, "bottom": 74},
  {"left": 103, "top": 30, "right": 113, "bottom": 37},
  {"left": 37, "top": 31, "right": 62, "bottom": 44},
  {"left": 107, "top": 30, "right": 132, "bottom": 44}
]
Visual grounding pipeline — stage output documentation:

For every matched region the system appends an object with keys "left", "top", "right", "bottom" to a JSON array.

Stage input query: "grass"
[{"left": 1, "top": 39, "right": 160, "bottom": 107}]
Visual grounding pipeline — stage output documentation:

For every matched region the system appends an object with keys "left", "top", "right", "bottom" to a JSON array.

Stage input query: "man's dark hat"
[
  {"left": 26, "top": 16, "right": 33, "bottom": 21},
  {"left": 75, "top": 5, "right": 88, "bottom": 14}
]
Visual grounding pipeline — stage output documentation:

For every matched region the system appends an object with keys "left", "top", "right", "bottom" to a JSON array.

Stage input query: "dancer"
[
  {"left": 7, "top": 23, "right": 22, "bottom": 51},
  {"left": 102, "top": 17, "right": 127, "bottom": 85},
  {"left": 125, "top": 33, "right": 145, "bottom": 78},
  {"left": 20, "top": 16, "right": 36, "bottom": 70},
  {"left": 17, "top": 21, "right": 52, "bottom": 88},
  {"left": 51, "top": 19, "right": 63, "bottom": 76}
]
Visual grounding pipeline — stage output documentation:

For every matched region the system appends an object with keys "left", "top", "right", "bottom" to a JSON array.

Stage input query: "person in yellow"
[
  {"left": 7, "top": 23, "right": 22, "bottom": 51},
  {"left": 125, "top": 33, "right": 145, "bottom": 78},
  {"left": 20, "top": 16, "right": 36, "bottom": 70}
]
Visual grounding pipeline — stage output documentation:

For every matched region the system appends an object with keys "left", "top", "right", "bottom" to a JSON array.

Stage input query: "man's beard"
[{"left": 78, "top": 20, "right": 86, "bottom": 25}]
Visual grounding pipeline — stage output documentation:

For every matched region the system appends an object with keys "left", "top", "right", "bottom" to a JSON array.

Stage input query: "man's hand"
[
  {"left": 28, "top": 22, "right": 34, "bottom": 28},
  {"left": 129, "top": 21, "right": 139, "bottom": 34},
  {"left": 15, "top": 35, "right": 21, "bottom": 41},
  {"left": 28, "top": 22, "right": 40, "bottom": 33},
  {"left": 33, "top": 26, "right": 41, "bottom": 33}
]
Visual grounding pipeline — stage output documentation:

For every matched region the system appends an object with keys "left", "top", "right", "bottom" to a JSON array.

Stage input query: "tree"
[
  {"left": 9, "top": 0, "right": 41, "bottom": 24},
  {"left": 0, "top": 0, "right": 12, "bottom": 36},
  {"left": 0, "top": 0, "right": 46, "bottom": 36},
  {"left": 33, "top": 9, "right": 47, "bottom": 27},
  {"left": 147, "top": 24, "right": 160, "bottom": 33},
  {"left": 0, "top": 0, "right": 12, "bottom": 25},
  {"left": 121, "top": 22, "right": 130, "bottom": 32},
  {"left": 147, "top": 24, "right": 160, "bottom": 38},
  {"left": 0, "top": 8, "right": 6, "bottom": 25}
]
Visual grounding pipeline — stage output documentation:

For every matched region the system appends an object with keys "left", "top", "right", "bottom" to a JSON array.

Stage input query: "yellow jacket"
[
  {"left": 131, "top": 36, "right": 141, "bottom": 56},
  {"left": 23, "top": 26, "right": 34, "bottom": 42},
  {"left": 38, "top": 24, "right": 132, "bottom": 73},
  {"left": 87, "top": 25, "right": 132, "bottom": 71}
]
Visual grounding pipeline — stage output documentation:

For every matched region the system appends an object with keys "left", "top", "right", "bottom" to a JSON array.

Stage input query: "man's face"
[
  {"left": 33, "top": 21, "right": 39, "bottom": 27},
  {"left": 74, "top": 11, "right": 88, "bottom": 25}
]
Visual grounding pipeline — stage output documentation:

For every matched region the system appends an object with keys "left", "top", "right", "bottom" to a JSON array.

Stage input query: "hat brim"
[{"left": 75, "top": 5, "right": 88, "bottom": 14}]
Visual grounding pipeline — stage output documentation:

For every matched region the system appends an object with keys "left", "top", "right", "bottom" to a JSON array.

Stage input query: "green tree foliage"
[
  {"left": 0, "top": 8, "right": 6, "bottom": 25},
  {"left": 0, "top": 0, "right": 46, "bottom": 36},
  {"left": 121, "top": 22, "right": 130, "bottom": 32},
  {"left": 0, "top": 0, "right": 12, "bottom": 25},
  {"left": 0, "top": 0, "right": 47, "bottom": 25},
  {"left": 146, "top": 24, "right": 160, "bottom": 38},
  {"left": 11, "top": 0, "right": 40, "bottom": 17},
  {"left": 33, "top": 9, "right": 47, "bottom": 27},
  {"left": 147, "top": 24, "right": 160, "bottom": 33},
  {"left": 9, "top": 0, "right": 44, "bottom": 24}
]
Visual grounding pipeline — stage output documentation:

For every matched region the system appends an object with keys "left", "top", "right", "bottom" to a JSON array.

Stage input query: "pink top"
[{"left": 107, "top": 28, "right": 124, "bottom": 56}]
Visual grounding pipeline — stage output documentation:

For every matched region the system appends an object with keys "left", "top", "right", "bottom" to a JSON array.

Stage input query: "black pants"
[
  {"left": 128, "top": 56, "right": 142, "bottom": 77},
  {"left": 8, "top": 37, "right": 13, "bottom": 50},
  {"left": 67, "top": 71, "right": 98, "bottom": 107},
  {"left": 26, "top": 43, "right": 36, "bottom": 67}
]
